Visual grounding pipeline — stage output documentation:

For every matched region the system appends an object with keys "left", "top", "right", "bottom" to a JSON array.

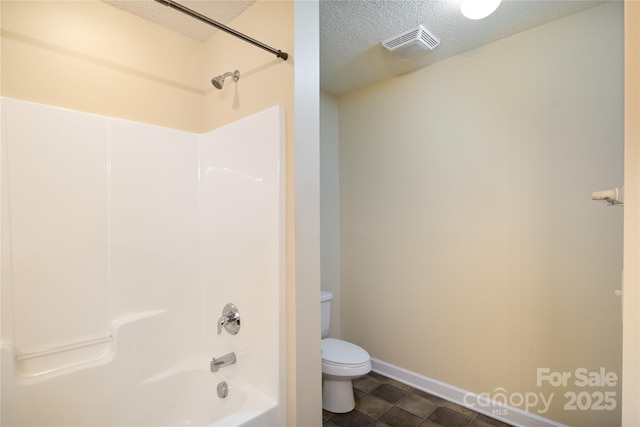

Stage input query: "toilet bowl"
[
  {"left": 322, "top": 338, "right": 372, "bottom": 413},
  {"left": 321, "top": 291, "right": 371, "bottom": 413}
]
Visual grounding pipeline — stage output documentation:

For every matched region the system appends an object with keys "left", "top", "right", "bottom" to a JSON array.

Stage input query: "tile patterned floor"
[{"left": 323, "top": 372, "right": 514, "bottom": 427}]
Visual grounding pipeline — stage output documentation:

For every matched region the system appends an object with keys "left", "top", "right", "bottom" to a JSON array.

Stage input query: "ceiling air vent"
[{"left": 382, "top": 25, "right": 439, "bottom": 59}]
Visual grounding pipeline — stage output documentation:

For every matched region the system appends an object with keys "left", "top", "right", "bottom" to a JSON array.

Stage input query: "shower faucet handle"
[{"left": 217, "top": 303, "right": 241, "bottom": 335}]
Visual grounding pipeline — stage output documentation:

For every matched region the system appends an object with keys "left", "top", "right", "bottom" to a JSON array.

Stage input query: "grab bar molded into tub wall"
[
  {"left": 16, "top": 335, "right": 114, "bottom": 362},
  {"left": 5, "top": 310, "right": 166, "bottom": 381}
]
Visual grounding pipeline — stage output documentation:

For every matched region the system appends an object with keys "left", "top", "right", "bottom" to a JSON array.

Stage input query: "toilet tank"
[{"left": 321, "top": 291, "right": 333, "bottom": 338}]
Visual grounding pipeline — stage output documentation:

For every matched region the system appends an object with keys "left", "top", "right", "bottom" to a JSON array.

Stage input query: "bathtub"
[
  {"left": 1, "top": 100, "right": 285, "bottom": 427},
  {"left": 1, "top": 310, "right": 281, "bottom": 427},
  {"left": 146, "top": 365, "right": 279, "bottom": 427},
  {"left": 144, "top": 361, "right": 279, "bottom": 427},
  {"left": 1, "top": 347, "right": 278, "bottom": 427},
  {"left": 151, "top": 368, "right": 279, "bottom": 427}
]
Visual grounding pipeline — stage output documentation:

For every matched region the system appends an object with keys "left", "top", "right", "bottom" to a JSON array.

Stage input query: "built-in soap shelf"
[
  {"left": 11, "top": 310, "right": 166, "bottom": 380},
  {"left": 15, "top": 334, "right": 114, "bottom": 379}
]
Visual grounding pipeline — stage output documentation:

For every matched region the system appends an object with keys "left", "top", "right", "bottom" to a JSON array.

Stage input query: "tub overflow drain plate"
[{"left": 217, "top": 381, "right": 229, "bottom": 398}]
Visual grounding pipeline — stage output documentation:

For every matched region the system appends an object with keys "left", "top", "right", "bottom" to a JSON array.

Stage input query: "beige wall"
[
  {"left": 202, "top": 0, "right": 293, "bottom": 134},
  {"left": 622, "top": 1, "right": 640, "bottom": 425},
  {"left": 337, "top": 3, "right": 623, "bottom": 426},
  {"left": 0, "top": 1, "right": 312, "bottom": 425},
  {"left": 0, "top": 0, "right": 295, "bottom": 133},
  {"left": 0, "top": 0, "right": 204, "bottom": 132}
]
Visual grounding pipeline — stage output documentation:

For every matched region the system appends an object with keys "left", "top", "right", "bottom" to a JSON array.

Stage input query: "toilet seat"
[
  {"left": 322, "top": 338, "right": 371, "bottom": 377},
  {"left": 322, "top": 338, "right": 369, "bottom": 364}
]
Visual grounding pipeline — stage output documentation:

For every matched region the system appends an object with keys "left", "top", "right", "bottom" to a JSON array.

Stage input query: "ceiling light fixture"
[{"left": 460, "top": 0, "right": 502, "bottom": 20}]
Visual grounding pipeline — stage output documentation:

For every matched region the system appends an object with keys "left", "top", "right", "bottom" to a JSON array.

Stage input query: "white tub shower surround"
[{"left": 0, "top": 97, "right": 286, "bottom": 426}]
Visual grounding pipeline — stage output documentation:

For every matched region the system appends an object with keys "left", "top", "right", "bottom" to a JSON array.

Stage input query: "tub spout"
[{"left": 211, "top": 352, "right": 236, "bottom": 373}]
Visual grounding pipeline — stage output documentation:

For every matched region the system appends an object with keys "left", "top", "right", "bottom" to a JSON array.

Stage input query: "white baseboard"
[{"left": 370, "top": 358, "right": 569, "bottom": 427}]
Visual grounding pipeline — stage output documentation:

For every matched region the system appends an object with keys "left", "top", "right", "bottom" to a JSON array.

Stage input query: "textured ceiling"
[
  {"left": 320, "top": 0, "right": 610, "bottom": 95},
  {"left": 103, "top": 0, "right": 255, "bottom": 42},
  {"left": 103, "top": 0, "right": 612, "bottom": 96}
]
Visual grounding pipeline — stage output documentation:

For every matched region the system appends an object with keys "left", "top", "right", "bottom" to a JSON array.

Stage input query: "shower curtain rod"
[{"left": 154, "top": 0, "right": 288, "bottom": 61}]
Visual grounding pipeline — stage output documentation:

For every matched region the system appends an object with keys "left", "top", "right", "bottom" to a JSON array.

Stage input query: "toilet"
[{"left": 321, "top": 291, "right": 371, "bottom": 413}]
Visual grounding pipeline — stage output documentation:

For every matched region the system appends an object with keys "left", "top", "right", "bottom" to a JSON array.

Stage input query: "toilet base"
[{"left": 322, "top": 377, "right": 356, "bottom": 413}]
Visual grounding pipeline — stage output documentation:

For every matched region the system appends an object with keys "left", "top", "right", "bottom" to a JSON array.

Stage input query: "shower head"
[{"left": 211, "top": 70, "right": 240, "bottom": 89}]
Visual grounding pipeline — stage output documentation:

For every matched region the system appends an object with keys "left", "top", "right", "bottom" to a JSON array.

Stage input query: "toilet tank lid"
[{"left": 321, "top": 291, "right": 333, "bottom": 302}]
